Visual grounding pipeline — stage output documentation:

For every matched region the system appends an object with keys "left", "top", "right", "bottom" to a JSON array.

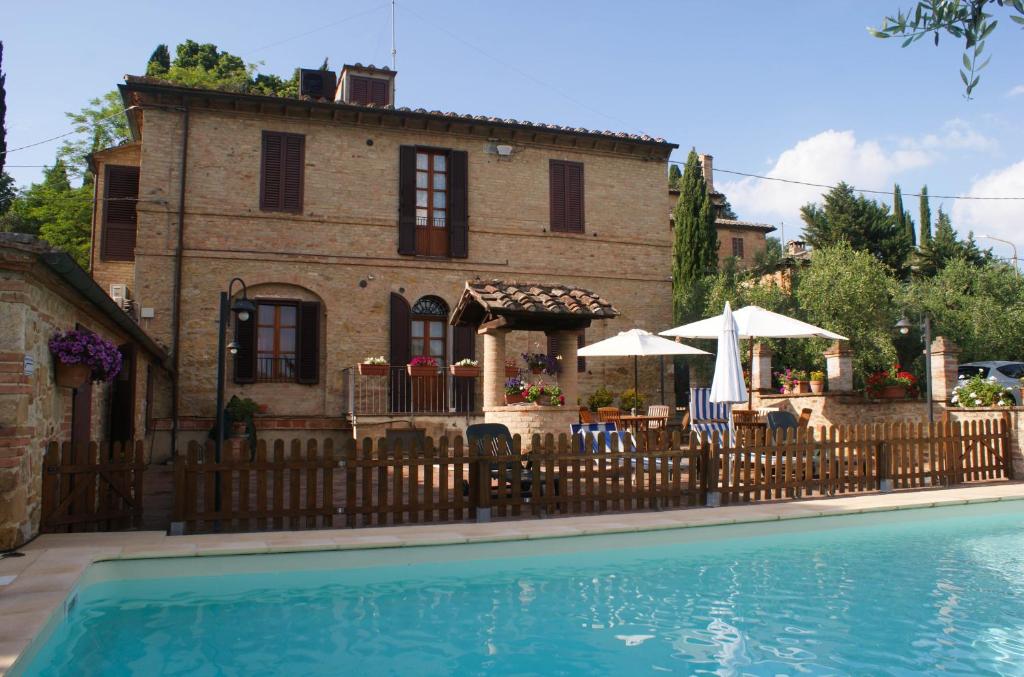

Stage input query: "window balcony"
[{"left": 343, "top": 366, "right": 479, "bottom": 416}]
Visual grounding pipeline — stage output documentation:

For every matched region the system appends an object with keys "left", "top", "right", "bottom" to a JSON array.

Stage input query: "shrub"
[
  {"left": 951, "top": 375, "right": 1015, "bottom": 407},
  {"left": 587, "top": 386, "right": 615, "bottom": 411},
  {"left": 619, "top": 388, "right": 646, "bottom": 411},
  {"left": 226, "top": 396, "right": 259, "bottom": 421}
]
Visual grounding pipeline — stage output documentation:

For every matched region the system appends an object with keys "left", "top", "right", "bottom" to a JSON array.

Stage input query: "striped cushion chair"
[
  {"left": 569, "top": 423, "right": 668, "bottom": 475},
  {"left": 689, "top": 387, "right": 732, "bottom": 445}
]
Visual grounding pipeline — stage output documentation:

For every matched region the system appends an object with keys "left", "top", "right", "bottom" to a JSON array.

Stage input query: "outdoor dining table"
[{"left": 619, "top": 414, "right": 669, "bottom": 434}]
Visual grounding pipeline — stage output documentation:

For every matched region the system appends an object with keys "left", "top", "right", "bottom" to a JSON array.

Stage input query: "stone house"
[
  {"left": 87, "top": 64, "right": 771, "bottom": 453},
  {"left": 0, "top": 234, "right": 171, "bottom": 549}
]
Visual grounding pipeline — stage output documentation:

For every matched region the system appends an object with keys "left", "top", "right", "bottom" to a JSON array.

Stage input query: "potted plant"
[
  {"left": 358, "top": 356, "right": 389, "bottom": 377},
  {"left": 407, "top": 355, "right": 438, "bottom": 377},
  {"left": 226, "top": 396, "right": 259, "bottom": 436},
  {"left": 524, "top": 383, "right": 565, "bottom": 406},
  {"left": 865, "top": 364, "right": 917, "bottom": 399},
  {"left": 794, "top": 370, "right": 811, "bottom": 393},
  {"left": 587, "top": 386, "right": 615, "bottom": 411},
  {"left": 449, "top": 358, "right": 481, "bottom": 378},
  {"left": 504, "top": 358, "right": 519, "bottom": 378},
  {"left": 504, "top": 375, "right": 527, "bottom": 404},
  {"left": 521, "top": 352, "right": 548, "bottom": 375},
  {"left": 809, "top": 370, "right": 825, "bottom": 394},
  {"left": 950, "top": 374, "right": 1015, "bottom": 408},
  {"left": 49, "top": 329, "right": 123, "bottom": 388},
  {"left": 619, "top": 388, "right": 646, "bottom": 413},
  {"left": 776, "top": 369, "right": 799, "bottom": 395}
]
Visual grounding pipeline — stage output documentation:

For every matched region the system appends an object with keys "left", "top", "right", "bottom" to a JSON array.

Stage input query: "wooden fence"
[
  {"left": 41, "top": 441, "right": 145, "bottom": 533},
  {"left": 170, "top": 419, "right": 1013, "bottom": 534}
]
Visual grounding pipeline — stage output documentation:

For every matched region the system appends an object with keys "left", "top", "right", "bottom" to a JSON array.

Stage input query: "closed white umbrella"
[
  {"left": 710, "top": 303, "right": 748, "bottom": 405},
  {"left": 578, "top": 329, "right": 710, "bottom": 410}
]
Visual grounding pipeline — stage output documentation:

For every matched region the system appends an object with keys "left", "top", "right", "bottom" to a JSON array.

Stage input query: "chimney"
[
  {"left": 335, "top": 63, "right": 396, "bottom": 107},
  {"left": 699, "top": 153, "right": 714, "bottom": 193},
  {"left": 786, "top": 240, "right": 807, "bottom": 256}
]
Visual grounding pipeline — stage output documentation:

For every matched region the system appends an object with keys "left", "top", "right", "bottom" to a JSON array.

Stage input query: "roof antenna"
[{"left": 391, "top": 0, "right": 397, "bottom": 101}]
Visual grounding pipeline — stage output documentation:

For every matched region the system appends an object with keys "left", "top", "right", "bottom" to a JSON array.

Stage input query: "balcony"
[
  {"left": 256, "top": 356, "right": 297, "bottom": 383},
  {"left": 343, "top": 366, "right": 479, "bottom": 417}
]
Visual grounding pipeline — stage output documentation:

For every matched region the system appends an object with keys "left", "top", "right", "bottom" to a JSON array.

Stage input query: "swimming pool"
[{"left": 19, "top": 502, "right": 1024, "bottom": 675}]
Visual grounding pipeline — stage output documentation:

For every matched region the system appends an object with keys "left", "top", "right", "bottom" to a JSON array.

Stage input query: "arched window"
[{"left": 411, "top": 296, "right": 448, "bottom": 367}]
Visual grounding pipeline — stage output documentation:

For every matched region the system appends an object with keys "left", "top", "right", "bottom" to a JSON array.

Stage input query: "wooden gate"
[{"left": 41, "top": 441, "right": 145, "bottom": 533}]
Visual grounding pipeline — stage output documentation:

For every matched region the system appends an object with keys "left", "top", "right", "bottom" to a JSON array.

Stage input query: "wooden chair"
[
  {"left": 579, "top": 406, "right": 595, "bottom": 424},
  {"left": 797, "top": 407, "right": 813, "bottom": 428},
  {"left": 646, "top": 404, "right": 670, "bottom": 429},
  {"left": 596, "top": 407, "right": 622, "bottom": 427}
]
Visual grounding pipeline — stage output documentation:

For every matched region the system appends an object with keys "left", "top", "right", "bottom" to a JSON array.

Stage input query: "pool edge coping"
[{"left": 3, "top": 483, "right": 1024, "bottom": 674}]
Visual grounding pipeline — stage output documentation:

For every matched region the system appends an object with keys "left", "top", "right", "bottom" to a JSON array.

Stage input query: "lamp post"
[
  {"left": 978, "top": 234, "right": 1019, "bottom": 276},
  {"left": 895, "top": 313, "right": 933, "bottom": 424},
  {"left": 214, "top": 278, "right": 255, "bottom": 511}
]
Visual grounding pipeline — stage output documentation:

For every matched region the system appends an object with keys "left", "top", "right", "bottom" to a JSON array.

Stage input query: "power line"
[
  {"left": 1, "top": 106, "right": 137, "bottom": 158},
  {"left": 245, "top": 3, "right": 391, "bottom": 56},
  {"left": 667, "top": 159, "right": 1024, "bottom": 201}
]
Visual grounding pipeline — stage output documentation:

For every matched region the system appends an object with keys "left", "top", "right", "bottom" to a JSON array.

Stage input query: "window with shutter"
[
  {"left": 260, "top": 131, "right": 304, "bottom": 213},
  {"left": 349, "top": 75, "right": 389, "bottom": 106},
  {"left": 577, "top": 332, "right": 587, "bottom": 373},
  {"left": 101, "top": 165, "right": 140, "bottom": 261},
  {"left": 297, "top": 301, "right": 320, "bottom": 384},
  {"left": 731, "top": 237, "right": 745, "bottom": 259},
  {"left": 389, "top": 293, "right": 412, "bottom": 412},
  {"left": 549, "top": 160, "right": 584, "bottom": 233},
  {"left": 235, "top": 299, "right": 320, "bottom": 384}
]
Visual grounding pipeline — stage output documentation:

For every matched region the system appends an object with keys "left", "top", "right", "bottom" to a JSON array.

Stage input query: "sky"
[{"left": 4, "top": 0, "right": 1023, "bottom": 252}]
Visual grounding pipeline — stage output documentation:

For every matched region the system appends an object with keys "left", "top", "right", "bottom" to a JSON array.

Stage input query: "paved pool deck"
[{"left": 3, "top": 482, "right": 1024, "bottom": 673}]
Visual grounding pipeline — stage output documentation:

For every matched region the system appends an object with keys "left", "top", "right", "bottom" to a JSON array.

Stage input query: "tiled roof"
[
  {"left": 452, "top": 280, "right": 619, "bottom": 329},
  {"left": 122, "top": 76, "right": 673, "bottom": 146},
  {"left": 715, "top": 218, "right": 777, "bottom": 233}
]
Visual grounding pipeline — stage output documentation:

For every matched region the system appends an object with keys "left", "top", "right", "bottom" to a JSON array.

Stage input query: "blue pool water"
[{"left": 21, "top": 502, "right": 1024, "bottom": 676}]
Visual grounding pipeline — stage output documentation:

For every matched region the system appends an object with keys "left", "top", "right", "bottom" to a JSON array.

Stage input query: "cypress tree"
[
  {"left": 1, "top": 41, "right": 7, "bottom": 177},
  {"left": 668, "top": 164, "right": 682, "bottom": 189},
  {"left": 146, "top": 44, "right": 171, "bottom": 77},
  {"left": 893, "top": 184, "right": 915, "bottom": 248},
  {"left": 918, "top": 185, "right": 931, "bottom": 246},
  {"left": 672, "top": 149, "right": 717, "bottom": 323}
]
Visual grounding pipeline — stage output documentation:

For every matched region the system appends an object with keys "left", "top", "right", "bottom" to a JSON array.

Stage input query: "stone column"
[
  {"left": 481, "top": 329, "right": 509, "bottom": 409},
  {"left": 751, "top": 342, "right": 773, "bottom": 392},
  {"left": 824, "top": 341, "right": 853, "bottom": 393},
  {"left": 929, "top": 336, "right": 961, "bottom": 403},
  {"left": 551, "top": 330, "right": 580, "bottom": 409}
]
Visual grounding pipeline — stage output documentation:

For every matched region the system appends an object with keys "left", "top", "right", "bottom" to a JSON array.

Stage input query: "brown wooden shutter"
[
  {"left": 370, "top": 78, "right": 388, "bottom": 106},
  {"left": 350, "top": 76, "right": 368, "bottom": 105},
  {"left": 546, "top": 334, "right": 558, "bottom": 364},
  {"left": 565, "top": 162, "right": 584, "bottom": 232},
  {"left": 233, "top": 311, "right": 256, "bottom": 384},
  {"left": 549, "top": 160, "right": 566, "bottom": 232},
  {"left": 296, "top": 301, "right": 321, "bottom": 384},
  {"left": 102, "top": 165, "right": 140, "bottom": 261},
  {"left": 260, "top": 131, "right": 304, "bottom": 213},
  {"left": 397, "top": 146, "right": 417, "bottom": 255},
  {"left": 453, "top": 324, "right": 476, "bottom": 412},
  {"left": 449, "top": 150, "right": 469, "bottom": 258},
  {"left": 577, "top": 332, "right": 587, "bottom": 373},
  {"left": 389, "top": 293, "right": 412, "bottom": 413}
]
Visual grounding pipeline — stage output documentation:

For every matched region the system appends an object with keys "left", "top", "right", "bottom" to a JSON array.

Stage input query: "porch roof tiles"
[{"left": 451, "top": 280, "right": 619, "bottom": 331}]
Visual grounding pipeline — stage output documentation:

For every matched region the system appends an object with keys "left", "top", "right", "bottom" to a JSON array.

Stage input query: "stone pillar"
[
  {"left": 929, "top": 336, "right": 961, "bottom": 403},
  {"left": 751, "top": 342, "right": 773, "bottom": 392},
  {"left": 553, "top": 330, "right": 580, "bottom": 408},
  {"left": 481, "top": 329, "right": 509, "bottom": 409},
  {"left": 824, "top": 341, "right": 853, "bottom": 393}
]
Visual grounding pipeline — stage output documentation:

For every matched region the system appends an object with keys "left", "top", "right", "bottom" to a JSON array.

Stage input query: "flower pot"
[
  {"left": 407, "top": 365, "right": 437, "bottom": 378},
  {"left": 359, "top": 363, "right": 389, "bottom": 377},
  {"left": 797, "top": 380, "right": 811, "bottom": 394},
  {"left": 231, "top": 421, "right": 248, "bottom": 436},
  {"left": 504, "top": 366, "right": 519, "bottom": 378},
  {"left": 54, "top": 362, "right": 90, "bottom": 388},
  {"left": 809, "top": 380, "right": 824, "bottom": 394},
  {"left": 504, "top": 391, "right": 525, "bottom": 405},
  {"left": 449, "top": 365, "right": 481, "bottom": 378},
  {"left": 530, "top": 366, "right": 544, "bottom": 375},
  {"left": 879, "top": 385, "right": 908, "bottom": 399},
  {"left": 782, "top": 384, "right": 794, "bottom": 395},
  {"left": 257, "top": 404, "right": 269, "bottom": 414}
]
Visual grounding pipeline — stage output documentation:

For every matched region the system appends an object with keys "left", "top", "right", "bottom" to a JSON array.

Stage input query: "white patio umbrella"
[
  {"left": 660, "top": 305, "right": 848, "bottom": 408},
  {"left": 709, "top": 303, "right": 747, "bottom": 406},
  {"left": 577, "top": 329, "right": 710, "bottom": 410}
]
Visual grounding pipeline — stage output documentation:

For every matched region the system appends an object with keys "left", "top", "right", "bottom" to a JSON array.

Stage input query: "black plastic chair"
[
  {"left": 766, "top": 410, "right": 799, "bottom": 434},
  {"left": 465, "top": 423, "right": 533, "bottom": 499}
]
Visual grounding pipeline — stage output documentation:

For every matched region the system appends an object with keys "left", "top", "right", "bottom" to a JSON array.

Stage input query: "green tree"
[
  {"left": 1, "top": 40, "right": 7, "bottom": 177},
  {"left": 870, "top": 0, "right": 1024, "bottom": 97},
  {"left": 919, "top": 185, "right": 932, "bottom": 246},
  {"left": 917, "top": 207, "right": 989, "bottom": 274},
  {"left": 800, "top": 182, "right": 912, "bottom": 274},
  {"left": 907, "top": 258, "right": 1024, "bottom": 361},
  {"left": 796, "top": 242, "right": 900, "bottom": 380},
  {"left": 56, "top": 91, "right": 131, "bottom": 179},
  {"left": 668, "top": 164, "right": 681, "bottom": 189},
  {"left": 752, "top": 236, "right": 784, "bottom": 269},
  {"left": 893, "top": 183, "right": 915, "bottom": 247},
  {"left": 146, "top": 44, "right": 171, "bottom": 76},
  {"left": 672, "top": 149, "right": 718, "bottom": 324},
  {"left": 0, "top": 160, "right": 92, "bottom": 266}
]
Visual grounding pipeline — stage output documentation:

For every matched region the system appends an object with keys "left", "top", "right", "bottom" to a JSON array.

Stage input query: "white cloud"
[
  {"left": 1008, "top": 85, "right": 1024, "bottom": 97},
  {"left": 718, "top": 129, "right": 931, "bottom": 231},
  {"left": 718, "top": 121, "right": 997, "bottom": 236},
  {"left": 951, "top": 159, "right": 1024, "bottom": 246}
]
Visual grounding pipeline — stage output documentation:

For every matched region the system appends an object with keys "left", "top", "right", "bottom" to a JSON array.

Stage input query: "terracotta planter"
[
  {"left": 782, "top": 384, "right": 795, "bottom": 395},
  {"left": 54, "top": 362, "right": 90, "bottom": 388},
  {"left": 407, "top": 365, "right": 437, "bottom": 378},
  {"left": 505, "top": 391, "right": 525, "bottom": 405},
  {"left": 797, "top": 380, "right": 811, "bottom": 394},
  {"left": 879, "top": 385, "right": 908, "bottom": 399},
  {"left": 530, "top": 366, "right": 544, "bottom": 375},
  {"left": 504, "top": 366, "right": 519, "bottom": 378},
  {"left": 359, "top": 363, "right": 389, "bottom": 377},
  {"left": 449, "top": 365, "right": 481, "bottom": 378},
  {"left": 231, "top": 421, "right": 248, "bottom": 436},
  {"left": 809, "top": 380, "right": 824, "bottom": 394}
]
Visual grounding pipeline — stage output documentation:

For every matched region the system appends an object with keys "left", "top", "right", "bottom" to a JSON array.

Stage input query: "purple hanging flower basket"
[{"left": 49, "top": 329, "right": 123, "bottom": 384}]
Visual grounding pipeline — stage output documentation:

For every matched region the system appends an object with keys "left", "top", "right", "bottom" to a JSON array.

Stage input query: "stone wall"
[
  {"left": 484, "top": 406, "right": 578, "bottom": 441},
  {"left": 0, "top": 240, "right": 168, "bottom": 549}
]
